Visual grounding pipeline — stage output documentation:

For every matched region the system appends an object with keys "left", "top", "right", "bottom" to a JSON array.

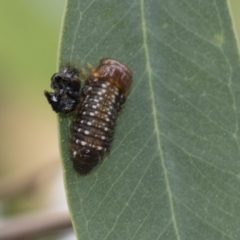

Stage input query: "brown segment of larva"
[{"left": 70, "top": 58, "right": 133, "bottom": 174}]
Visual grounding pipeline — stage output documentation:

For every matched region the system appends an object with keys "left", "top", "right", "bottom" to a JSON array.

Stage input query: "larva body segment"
[{"left": 70, "top": 59, "right": 132, "bottom": 174}]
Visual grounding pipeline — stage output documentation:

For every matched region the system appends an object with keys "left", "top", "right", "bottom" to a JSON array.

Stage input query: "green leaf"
[{"left": 58, "top": 0, "right": 240, "bottom": 239}]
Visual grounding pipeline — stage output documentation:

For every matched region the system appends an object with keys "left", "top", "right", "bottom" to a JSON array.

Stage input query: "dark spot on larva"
[{"left": 44, "top": 65, "right": 81, "bottom": 113}]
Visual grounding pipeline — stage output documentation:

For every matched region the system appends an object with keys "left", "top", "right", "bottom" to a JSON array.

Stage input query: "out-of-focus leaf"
[{"left": 59, "top": 0, "right": 240, "bottom": 239}]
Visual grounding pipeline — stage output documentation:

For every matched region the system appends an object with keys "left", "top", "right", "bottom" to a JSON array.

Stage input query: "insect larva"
[
  {"left": 70, "top": 58, "right": 132, "bottom": 174},
  {"left": 44, "top": 65, "right": 81, "bottom": 113},
  {"left": 45, "top": 59, "right": 132, "bottom": 175}
]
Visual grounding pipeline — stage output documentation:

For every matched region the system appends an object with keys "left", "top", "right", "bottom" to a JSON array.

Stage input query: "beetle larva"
[
  {"left": 70, "top": 58, "right": 132, "bottom": 174},
  {"left": 44, "top": 65, "right": 81, "bottom": 113}
]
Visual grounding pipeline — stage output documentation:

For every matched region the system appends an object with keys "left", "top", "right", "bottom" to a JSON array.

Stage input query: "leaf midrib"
[{"left": 140, "top": 0, "right": 181, "bottom": 239}]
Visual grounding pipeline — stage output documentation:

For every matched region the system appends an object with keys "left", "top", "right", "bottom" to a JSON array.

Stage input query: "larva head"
[
  {"left": 44, "top": 65, "right": 80, "bottom": 113},
  {"left": 92, "top": 58, "right": 132, "bottom": 96}
]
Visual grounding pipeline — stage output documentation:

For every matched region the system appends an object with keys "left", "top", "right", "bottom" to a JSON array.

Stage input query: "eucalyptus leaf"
[{"left": 58, "top": 0, "right": 240, "bottom": 239}]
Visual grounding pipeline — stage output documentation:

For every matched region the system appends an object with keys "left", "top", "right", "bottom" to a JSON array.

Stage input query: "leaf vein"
[{"left": 140, "top": 0, "right": 181, "bottom": 239}]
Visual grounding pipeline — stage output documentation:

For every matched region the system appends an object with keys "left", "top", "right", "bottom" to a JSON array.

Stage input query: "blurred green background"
[
  {"left": 0, "top": 0, "right": 239, "bottom": 219},
  {"left": 0, "top": 0, "right": 66, "bottom": 215}
]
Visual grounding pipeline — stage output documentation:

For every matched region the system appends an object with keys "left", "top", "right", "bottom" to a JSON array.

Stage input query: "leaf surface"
[{"left": 59, "top": 0, "right": 240, "bottom": 239}]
